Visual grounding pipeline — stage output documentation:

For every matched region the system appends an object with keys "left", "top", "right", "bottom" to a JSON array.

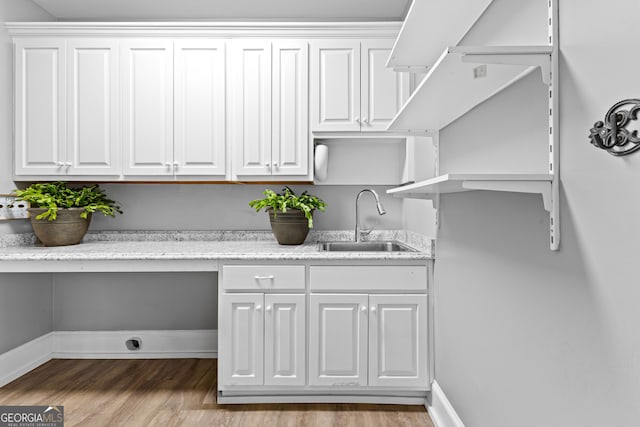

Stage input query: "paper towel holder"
[{"left": 314, "top": 144, "right": 328, "bottom": 181}]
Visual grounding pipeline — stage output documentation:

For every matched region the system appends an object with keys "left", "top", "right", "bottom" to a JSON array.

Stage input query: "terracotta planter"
[
  {"left": 267, "top": 207, "right": 311, "bottom": 245},
  {"left": 28, "top": 207, "right": 92, "bottom": 247}
]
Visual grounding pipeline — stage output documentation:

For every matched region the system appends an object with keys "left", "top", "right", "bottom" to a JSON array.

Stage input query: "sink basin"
[{"left": 318, "top": 241, "right": 417, "bottom": 252}]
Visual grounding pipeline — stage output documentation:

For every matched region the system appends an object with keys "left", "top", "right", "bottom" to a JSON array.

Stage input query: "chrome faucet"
[{"left": 355, "top": 189, "right": 386, "bottom": 242}]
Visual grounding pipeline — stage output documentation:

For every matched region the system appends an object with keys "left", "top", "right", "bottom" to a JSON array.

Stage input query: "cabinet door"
[
  {"left": 174, "top": 40, "right": 227, "bottom": 176},
  {"left": 264, "top": 294, "right": 306, "bottom": 386},
  {"left": 310, "top": 40, "right": 361, "bottom": 132},
  {"left": 309, "top": 293, "right": 368, "bottom": 387},
  {"left": 231, "top": 41, "right": 272, "bottom": 177},
  {"left": 368, "top": 294, "right": 428, "bottom": 388},
  {"left": 121, "top": 40, "right": 174, "bottom": 175},
  {"left": 220, "top": 293, "right": 264, "bottom": 387},
  {"left": 271, "top": 41, "right": 308, "bottom": 176},
  {"left": 361, "top": 40, "right": 410, "bottom": 131},
  {"left": 67, "top": 40, "right": 120, "bottom": 175},
  {"left": 14, "top": 38, "right": 66, "bottom": 176}
]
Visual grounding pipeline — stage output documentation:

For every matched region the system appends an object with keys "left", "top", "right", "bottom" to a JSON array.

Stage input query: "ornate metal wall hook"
[{"left": 589, "top": 99, "right": 640, "bottom": 156}]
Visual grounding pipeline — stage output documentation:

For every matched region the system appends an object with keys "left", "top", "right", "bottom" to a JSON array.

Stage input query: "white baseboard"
[
  {"left": 0, "top": 333, "right": 53, "bottom": 387},
  {"left": 53, "top": 330, "right": 218, "bottom": 359},
  {"left": 428, "top": 381, "right": 466, "bottom": 427},
  {"left": 0, "top": 330, "right": 217, "bottom": 387}
]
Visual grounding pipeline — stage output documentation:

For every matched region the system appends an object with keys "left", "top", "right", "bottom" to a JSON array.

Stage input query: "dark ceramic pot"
[
  {"left": 267, "top": 207, "right": 311, "bottom": 245},
  {"left": 28, "top": 207, "right": 92, "bottom": 247}
]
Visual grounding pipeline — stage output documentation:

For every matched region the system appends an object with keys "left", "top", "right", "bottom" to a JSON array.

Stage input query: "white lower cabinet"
[
  {"left": 309, "top": 293, "right": 428, "bottom": 388},
  {"left": 221, "top": 293, "right": 264, "bottom": 386},
  {"left": 221, "top": 292, "right": 306, "bottom": 387},
  {"left": 309, "top": 294, "right": 368, "bottom": 386},
  {"left": 219, "top": 263, "right": 430, "bottom": 402},
  {"left": 264, "top": 294, "right": 306, "bottom": 386},
  {"left": 368, "top": 294, "right": 428, "bottom": 387},
  {"left": 221, "top": 265, "right": 307, "bottom": 388}
]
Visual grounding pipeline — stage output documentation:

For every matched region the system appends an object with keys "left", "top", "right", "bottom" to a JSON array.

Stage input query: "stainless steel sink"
[{"left": 318, "top": 241, "right": 417, "bottom": 252}]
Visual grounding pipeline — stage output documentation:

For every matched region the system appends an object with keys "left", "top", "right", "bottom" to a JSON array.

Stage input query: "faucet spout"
[{"left": 355, "top": 189, "right": 386, "bottom": 242}]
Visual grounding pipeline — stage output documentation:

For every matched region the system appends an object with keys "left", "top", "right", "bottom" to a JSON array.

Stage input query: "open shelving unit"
[
  {"left": 386, "top": 0, "right": 560, "bottom": 250},
  {"left": 388, "top": 173, "right": 553, "bottom": 211},
  {"left": 387, "top": 45, "right": 552, "bottom": 132},
  {"left": 386, "top": 0, "right": 494, "bottom": 71}
]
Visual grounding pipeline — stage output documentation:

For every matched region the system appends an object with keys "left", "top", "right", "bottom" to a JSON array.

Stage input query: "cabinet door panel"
[
  {"left": 369, "top": 294, "right": 428, "bottom": 388},
  {"left": 121, "top": 40, "right": 174, "bottom": 175},
  {"left": 310, "top": 41, "right": 360, "bottom": 132},
  {"left": 67, "top": 40, "right": 120, "bottom": 175},
  {"left": 174, "top": 40, "right": 227, "bottom": 176},
  {"left": 264, "top": 294, "right": 306, "bottom": 386},
  {"left": 14, "top": 39, "right": 66, "bottom": 175},
  {"left": 309, "top": 293, "right": 368, "bottom": 386},
  {"left": 221, "top": 293, "right": 264, "bottom": 387},
  {"left": 272, "top": 41, "right": 308, "bottom": 176},
  {"left": 361, "top": 40, "right": 410, "bottom": 131},
  {"left": 231, "top": 41, "right": 272, "bottom": 176}
]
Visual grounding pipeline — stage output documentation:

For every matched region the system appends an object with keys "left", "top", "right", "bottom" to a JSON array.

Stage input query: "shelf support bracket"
[
  {"left": 461, "top": 180, "right": 552, "bottom": 212},
  {"left": 391, "top": 192, "right": 439, "bottom": 211},
  {"left": 462, "top": 53, "right": 552, "bottom": 86},
  {"left": 462, "top": 180, "right": 557, "bottom": 250}
]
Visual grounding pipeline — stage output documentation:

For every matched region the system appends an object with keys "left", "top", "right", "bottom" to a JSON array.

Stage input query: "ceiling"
[{"left": 31, "top": 0, "right": 411, "bottom": 21}]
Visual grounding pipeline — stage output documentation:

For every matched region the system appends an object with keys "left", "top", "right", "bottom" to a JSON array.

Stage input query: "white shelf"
[
  {"left": 387, "top": 45, "right": 552, "bottom": 132},
  {"left": 388, "top": 173, "right": 553, "bottom": 211},
  {"left": 386, "top": 0, "right": 494, "bottom": 70}
]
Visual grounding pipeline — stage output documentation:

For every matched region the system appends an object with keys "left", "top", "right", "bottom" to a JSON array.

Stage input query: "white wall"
[{"left": 433, "top": 0, "right": 640, "bottom": 426}]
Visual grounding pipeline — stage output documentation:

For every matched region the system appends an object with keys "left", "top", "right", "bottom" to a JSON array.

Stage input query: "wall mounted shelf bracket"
[{"left": 461, "top": 52, "right": 552, "bottom": 85}]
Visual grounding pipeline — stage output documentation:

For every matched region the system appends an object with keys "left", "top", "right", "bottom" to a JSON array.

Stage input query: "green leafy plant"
[
  {"left": 14, "top": 182, "right": 123, "bottom": 221},
  {"left": 249, "top": 187, "right": 326, "bottom": 228}
]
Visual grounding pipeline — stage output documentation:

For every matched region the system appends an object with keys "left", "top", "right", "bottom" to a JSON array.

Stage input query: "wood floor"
[{"left": 0, "top": 359, "right": 435, "bottom": 427}]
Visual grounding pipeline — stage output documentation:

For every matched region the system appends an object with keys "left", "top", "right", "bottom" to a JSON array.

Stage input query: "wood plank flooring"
[{"left": 0, "top": 359, "right": 435, "bottom": 427}]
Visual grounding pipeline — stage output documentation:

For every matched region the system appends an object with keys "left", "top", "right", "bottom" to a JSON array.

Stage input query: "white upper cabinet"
[
  {"left": 310, "top": 39, "right": 408, "bottom": 132},
  {"left": 10, "top": 23, "right": 403, "bottom": 181},
  {"left": 121, "top": 40, "right": 174, "bottom": 175},
  {"left": 67, "top": 39, "right": 120, "bottom": 175},
  {"left": 231, "top": 40, "right": 309, "bottom": 179},
  {"left": 174, "top": 40, "right": 227, "bottom": 176},
  {"left": 14, "top": 38, "right": 67, "bottom": 176},
  {"left": 15, "top": 38, "right": 121, "bottom": 177},
  {"left": 361, "top": 40, "right": 409, "bottom": 131},
  {"left": 310, "top": 40, "right": 360, "bottom": 132},
  {"left": 231, "top": 41, "right": 272, "bottom": 176},
  {"left": 122, "top": 39, "right": 228, "bottom": 178},
  {"left": 271, "top": 41, "right": 309, "bottom": 176}
]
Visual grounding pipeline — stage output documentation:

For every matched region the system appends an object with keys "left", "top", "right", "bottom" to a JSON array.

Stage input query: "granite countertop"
[{"left": 0, "top": 230, "right": 434, "bottom": 263}]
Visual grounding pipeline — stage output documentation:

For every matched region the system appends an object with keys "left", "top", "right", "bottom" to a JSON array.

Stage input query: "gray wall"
[
  {"left": 53, "top": 273, "right": 217, "bottom": 330},
  {"left": 0, "top": 0, "right": 55, "bottom": 354},
  {"left": 90, "top": 184, "right": 403, "bottom": 232},
  {"left": 0, "top": 273, "right": 53, "bottom": 353},
  {"left": 433, "top": 0, "right": 640, "bottom": 426}
]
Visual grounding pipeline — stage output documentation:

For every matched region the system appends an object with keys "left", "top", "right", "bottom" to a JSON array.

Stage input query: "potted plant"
[
  {"left": 249, "top": 187, "right": 326, "bottom": 245},
  {"left": 13, "top": 182, "right": 122, "bottom": 247}
]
